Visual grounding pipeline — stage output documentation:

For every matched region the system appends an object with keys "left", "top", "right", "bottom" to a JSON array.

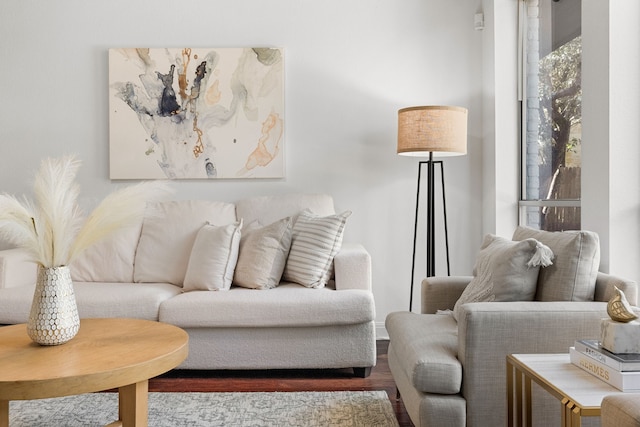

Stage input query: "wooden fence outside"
[{"left": 541, "top": 166, "right": 581, "bottom": 231}]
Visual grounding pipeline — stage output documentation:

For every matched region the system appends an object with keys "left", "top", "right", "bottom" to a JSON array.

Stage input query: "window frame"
[{"left": 517, "top": 0, "right": 581, "bottom": 230}]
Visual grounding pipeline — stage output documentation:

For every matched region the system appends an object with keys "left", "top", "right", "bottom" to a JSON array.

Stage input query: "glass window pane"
[
  {"left": 521, "top": 205, "right": 581, "bottom": 232},
  {"left": 522, "top": 0, "right": 581, "bottom": 230}
]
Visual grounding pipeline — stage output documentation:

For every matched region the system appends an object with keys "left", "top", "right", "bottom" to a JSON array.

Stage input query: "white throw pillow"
[
  {"left": 70, "top": 221, "right": 142, "bottom": 282},
  {"left": 452, "top": 234, "right": 554, "bottom": 321},
  {"left": 183, "top": 221, "right": 242, "bottom": 292},
  {"left": 133, "top": 200, "right": 237, "bottom": 286},
  {"left": 233, "top": 217, "right": 293, "bottom": 290},
  {"left": 283, "top": 209, "right": 352, "bottom": 289}
]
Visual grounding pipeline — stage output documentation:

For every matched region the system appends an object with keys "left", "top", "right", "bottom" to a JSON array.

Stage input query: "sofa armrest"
[
  {"left": 0, "top": 248, "right": 37, "bottom": 289},
  {"left": 456, "top": 301, "right": 613, "bottom": 426},
  {"left": 594, "top": 271, "right": 637, "bottom": 305},
  {"left": 333, "top": 243, "right": 371, "bottom": 291},
  {"left": 421, "top": 276, "right": 473, "bottom": 314}
]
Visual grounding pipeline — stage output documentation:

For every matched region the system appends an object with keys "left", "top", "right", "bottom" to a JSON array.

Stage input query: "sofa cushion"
[
  {"left": 235, "top": 193, "right": 335, "bottom": 226},
  {"left": 159, "top": 283, "right": 375, "bottom": 328},
  {"left": 70, "top": 221, "right": 142, "bottom": 282},
  {"left": 453, "top": 234, "right": 553, "bottom": 321},
  {"left": 385, "top": 311, "right": 461, "bottom": 394},
  {"left": 283, "top": 209, "right": 351, "bottom": 289},
  {"left": 233, "top": 217, "right": 293, "bottom": 289},
  {"left": 73, "top": 282, "right": 182, "bottom": 320},
  {"left": 134, "top": 200, "right": 237, "bottom": 286},
  {"left": 0, "top": 282, "right": 182, "bottom": 323},
  {"left": 0, "top": 284, "right": 37, "bottom": 323},
  {"left": 183, "top": 221, "right": 242, "bottom": 292},
  {"left": 513, "top": 226, "right": 600, "bottom": 301}
]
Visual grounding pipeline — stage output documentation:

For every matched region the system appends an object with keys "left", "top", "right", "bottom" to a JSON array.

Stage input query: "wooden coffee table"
[{"left": 0, "top": 318, "right": 188, "bottom": 427}]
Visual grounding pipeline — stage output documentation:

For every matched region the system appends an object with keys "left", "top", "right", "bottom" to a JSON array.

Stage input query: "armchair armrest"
[
  {"left": 0, "top": 248, "right": 37, "bottom": 289},
  {"left": 333, "top": 243, "right": 372, "bottom": 291},
  {"left": 421, "top": 276, "right": 473, "bottom": 314},
  {"left": 594, "top": 272, "right": 637, "bottom": 305},
  {"left": 601, "top": 394, "right": 640, "bottom": 427}
]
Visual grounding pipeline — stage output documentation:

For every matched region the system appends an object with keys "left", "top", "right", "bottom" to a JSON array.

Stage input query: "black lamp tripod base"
[{"left": 409, "top": 155, "right": 451, "bottom": 312}]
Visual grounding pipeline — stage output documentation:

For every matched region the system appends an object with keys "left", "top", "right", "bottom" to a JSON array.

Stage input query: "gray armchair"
[
  {"left": 386, "top": 227, "right": 637, "bottom": 427},
  {"left": 602, "top": 394, "right": 640, "bottom": 427},
  {"left": 387, "top": 273, "right": 636, "bottom": 427}
]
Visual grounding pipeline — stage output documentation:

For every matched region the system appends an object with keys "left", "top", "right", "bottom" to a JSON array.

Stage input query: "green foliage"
[{"left": 538, "top": 36, "right": 582, "bottom": 167}]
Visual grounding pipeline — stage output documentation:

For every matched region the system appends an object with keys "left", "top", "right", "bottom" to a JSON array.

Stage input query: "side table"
[
  {"left": 507, "top": 353, "right": 626, "bottom": 427},
  {"left": 0, "top": 318, "right": 188, "bottom": 427}
]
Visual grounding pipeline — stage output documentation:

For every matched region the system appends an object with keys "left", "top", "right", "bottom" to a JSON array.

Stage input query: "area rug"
[{"left": 9, "top": 390, "right": 399, "bottom": 426}]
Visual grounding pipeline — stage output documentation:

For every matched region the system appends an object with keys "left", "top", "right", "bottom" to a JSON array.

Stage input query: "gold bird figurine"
[{"left": 607, "top": 286, "right": 639, "bottom": 323}]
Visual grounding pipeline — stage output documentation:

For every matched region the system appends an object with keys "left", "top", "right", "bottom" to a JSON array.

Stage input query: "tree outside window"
[{"left": 521, "top": 0, "right": 581, "bottom": 231}]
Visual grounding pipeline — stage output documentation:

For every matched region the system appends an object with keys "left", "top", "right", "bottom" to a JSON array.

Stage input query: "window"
[{"left": 519, "top": 0, "right": 582, "bottom": 231}]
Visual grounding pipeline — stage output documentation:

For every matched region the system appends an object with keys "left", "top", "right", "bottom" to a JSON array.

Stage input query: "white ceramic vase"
[{"left": 27, "top": 265, "right": 80, "bottom": 345}]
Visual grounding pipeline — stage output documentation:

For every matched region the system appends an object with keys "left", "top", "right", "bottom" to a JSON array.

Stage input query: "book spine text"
[
  {"left": 570, "top": 347, "right": 640, "bottom": 392},
  {"left": 574, "top": 341, "right": 622, "bottom": 371}
]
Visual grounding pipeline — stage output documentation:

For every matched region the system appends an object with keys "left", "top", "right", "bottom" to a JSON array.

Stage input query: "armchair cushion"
[
  {"left": 513, "top": 226, "right": 600, "bottom": 301},
  {"left": 385, "top": 311, "right": 461, "bottom": 394},
  {"left": 422, "top": 276, "right": 472, "bottom": 314},
  {"left": 453, "top": 234, "right": 553, "bottom": 321}
]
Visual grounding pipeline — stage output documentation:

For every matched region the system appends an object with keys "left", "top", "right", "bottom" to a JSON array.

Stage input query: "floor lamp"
[{"left": 397, "top": 106, "right": 468, "bottom": 312}]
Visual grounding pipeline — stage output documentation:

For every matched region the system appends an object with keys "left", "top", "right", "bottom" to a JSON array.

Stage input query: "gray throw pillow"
[
  {"left": 453, "top": 234, "right": 553, "bottom": 321},
  {"left": 512, "top": 226, "right": 600, "bottom": 301}
]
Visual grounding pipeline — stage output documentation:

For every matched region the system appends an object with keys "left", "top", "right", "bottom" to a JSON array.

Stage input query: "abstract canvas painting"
[{"left": 109, "top": 48, "right": 284, "bottom": 179}]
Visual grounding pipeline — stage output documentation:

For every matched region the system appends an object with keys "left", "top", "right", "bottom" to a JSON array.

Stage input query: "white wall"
[
  {"left": 0, "top": 0, "right": 484, "bottom": 338},
  {"left": 481, "top": 0, "right": 519, "bottom": 238},
  {"left": 485, "top": 0, "right": 640, "bottom": 284},
  {"left": 582, "top": 0, "right": 640, "bottom": 279}
]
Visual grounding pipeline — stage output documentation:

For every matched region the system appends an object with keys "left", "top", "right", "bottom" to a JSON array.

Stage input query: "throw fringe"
[{"left": 527, "top": 241, "right": 554, "bottom": 268}]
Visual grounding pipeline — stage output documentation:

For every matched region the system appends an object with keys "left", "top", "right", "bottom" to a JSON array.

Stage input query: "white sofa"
[{"left": 0, "top": 193, "right": 376, "bottom": 377}]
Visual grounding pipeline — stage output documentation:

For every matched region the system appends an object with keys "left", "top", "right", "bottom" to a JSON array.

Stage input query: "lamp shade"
[{"left": 397, "top": 105, "right": 468, "bottom": 157}]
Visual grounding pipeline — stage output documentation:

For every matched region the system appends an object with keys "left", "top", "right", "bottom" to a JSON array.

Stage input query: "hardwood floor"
[{"left": 149, "top": 339, "right": 413, "bottom": 426}]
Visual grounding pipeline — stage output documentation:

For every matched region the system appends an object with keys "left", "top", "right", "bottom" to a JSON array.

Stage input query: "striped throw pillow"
[{"left": 283, "top": 209, "right": 352, "bottom": 288}]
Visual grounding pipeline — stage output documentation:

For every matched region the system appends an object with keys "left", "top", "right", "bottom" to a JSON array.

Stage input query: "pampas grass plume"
[
  {"left": 68, "top": 181, "right": 172, "bottom": 263},
  {"left": 0, "top": 155, "right": 173, "bottom": 267}
]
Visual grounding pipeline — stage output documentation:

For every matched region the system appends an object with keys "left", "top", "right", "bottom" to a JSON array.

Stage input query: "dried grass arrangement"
[{"left": 0, "top": 155, "right": 172, "bottom": 268}]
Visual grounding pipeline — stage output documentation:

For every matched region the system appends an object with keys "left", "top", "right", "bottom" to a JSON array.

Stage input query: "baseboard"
[{"left": 375, "top": 321, "right": 389, "bottom": 340}]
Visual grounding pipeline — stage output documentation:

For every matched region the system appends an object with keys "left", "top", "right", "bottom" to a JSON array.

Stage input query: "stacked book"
[{"left": 570, "top": 339, "right": 640, "bottom": 392}]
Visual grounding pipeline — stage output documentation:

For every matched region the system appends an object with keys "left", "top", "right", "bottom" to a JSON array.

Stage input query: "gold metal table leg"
[
  {"left": 507, "top": 360, "right": 514, "bottom": 427},
  {"left": 524, "top": 375, "right": 532, "bottom": 426},
  {"left": 571, "top": 405, "right": 582, "bottom": 427},
  {"left": 516, "top": 366, "right": 524, "bottom": 426},
  {"left": 561, "top": 398, "right": 568, "bottom": 427}
]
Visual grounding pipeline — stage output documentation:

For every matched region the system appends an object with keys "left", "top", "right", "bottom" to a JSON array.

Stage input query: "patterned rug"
[{"left": 9, "top": 390, "right": 399, "bottom": 426}]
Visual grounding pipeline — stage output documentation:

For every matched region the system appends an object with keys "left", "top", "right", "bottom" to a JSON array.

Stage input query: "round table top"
[{"left": 0, "top": 318, "right": 189, "bottom": 400}]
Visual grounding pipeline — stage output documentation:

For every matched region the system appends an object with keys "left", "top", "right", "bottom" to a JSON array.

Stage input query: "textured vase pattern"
[{"left": 27, "top": 266, "right": 80, "bottom": 345}]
